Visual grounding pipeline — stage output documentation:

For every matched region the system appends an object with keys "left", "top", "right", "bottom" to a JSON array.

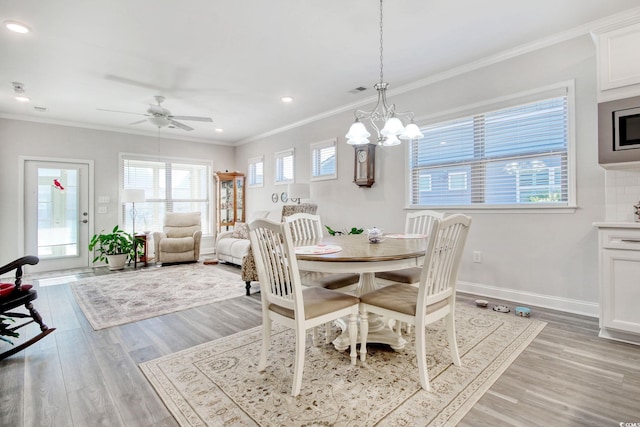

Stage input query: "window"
[
  {"left": 120, "top": 154, "right": 211, "bottom": 235},
  {"left": 409, "top": 85, "right": 573, "bottom": 208},
  {"left": 275, "top": 148, "right": 294, "bottom": 184},
  {"left": 248, "top": 156, "right": 264, "bottom": 187},
  {"left": 311, "top": 139, "right": 337, "bottom": 181}
]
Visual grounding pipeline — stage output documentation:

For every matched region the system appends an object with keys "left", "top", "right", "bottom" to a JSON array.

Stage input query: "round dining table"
[{"left": 295, "top": 233, "right": 427, "bottom": 351}]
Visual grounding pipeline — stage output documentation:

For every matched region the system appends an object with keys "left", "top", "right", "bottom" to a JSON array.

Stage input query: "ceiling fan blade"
[
  {"left": 170, "top": 115, "right": 213, "bottom": 122},
  {"left": 129, "top": 119, "right": 147, "bottom": 125},
  {"left": 169, "top": 119, "right": 194, "bottom": 131},
  {"left": 97, "top": 108, "right": 148, "bottom": 116}
]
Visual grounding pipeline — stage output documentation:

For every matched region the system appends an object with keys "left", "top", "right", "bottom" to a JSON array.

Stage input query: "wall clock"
[{"left": 354, "top": 144, "right": 376, "bottom": 187}]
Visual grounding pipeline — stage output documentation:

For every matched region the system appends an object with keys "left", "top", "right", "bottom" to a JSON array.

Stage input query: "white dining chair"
[
  {"left": 359, "top": 214, "right": 472, "bottom": 391},
  {"left": 375, "top": 210, "right": 445, "bottom": 333},
  {"left": 249, "top": 218, "right": 359, "bottom": 397},
  {"left": 375, "top": 210, "right": 445, "bottom": 285},
  {"left": 284, "top": 213, "right": 360, "bottom": 343}
]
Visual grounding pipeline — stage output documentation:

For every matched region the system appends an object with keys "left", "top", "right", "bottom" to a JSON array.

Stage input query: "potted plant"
[
  {"left": 88, "top": 225, "right": 139, "bottom": 270},
  {"left": 325, "top": 225, "right": 364, "bottom": 236}
]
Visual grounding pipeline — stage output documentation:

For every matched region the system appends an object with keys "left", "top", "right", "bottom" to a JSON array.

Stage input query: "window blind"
[
  {"left": 120, "top": 154, "right": 211, "bottom": 234},
  {"left": 311, "top": 139, "right": 337, "bottom": 180},
  {"left": 248, "top": 156, "right": 264, "bottom": 187},
  {"left": 275, "top": 149, "right": 294, "bottom": 184},
  {"left": 409, "top": 93, "right": 569, "bottom": 207}
]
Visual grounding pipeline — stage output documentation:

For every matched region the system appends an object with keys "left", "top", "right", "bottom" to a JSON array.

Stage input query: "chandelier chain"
[{"left": 379, "top": 0, "right": 384, "bottom": 84}]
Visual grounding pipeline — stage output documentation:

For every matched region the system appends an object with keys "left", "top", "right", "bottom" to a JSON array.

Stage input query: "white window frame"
[
  {"left": 310, "top": 138, "right": 337, "bottom": 181},
  {"left": 247, "top": 156, "right": 264, "bottom": 188},
  {"left": 119, "top": 153, "right": 213, "bottom": 235},
  {"left": 407, "top": 81, "right": 576, "bottom": 213},
  {"left": 274, "top": 148, "right": 294, "bottom": 185}
]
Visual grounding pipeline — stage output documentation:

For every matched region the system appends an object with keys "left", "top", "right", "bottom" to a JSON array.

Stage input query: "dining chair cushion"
[
  {"left": 300, "top": 271, "right": 360, "bottom": 290},
  {"left": 374, "top": 267, "right": 422, "bottom": 284},
  {"left": 269, "top": 287, "right": 360, "bottom": 320},
  {"left": 360, "top": 283, "right": 449, "bottom": 316}
]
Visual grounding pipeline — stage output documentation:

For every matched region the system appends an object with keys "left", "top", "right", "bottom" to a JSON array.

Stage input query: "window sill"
[{"left": 406, "top": 205, "right": 577, "bottom": 214}]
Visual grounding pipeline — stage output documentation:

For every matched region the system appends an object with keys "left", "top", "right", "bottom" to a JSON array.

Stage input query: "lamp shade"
[
  {"left": 287, "top": 183, "right": 310, "bottom": 200},
  {"left": 381, "top": 134, "right": 401, "bottom": 147},
  {"left": 400, "top": 122, "right": 424, "bottom": 140},
  {"left": 345, "top": 120, "right": 371, "bottom": 141},
  {"left": 148, "top": 116, "right": 171, "bottom": 128},
  {"left": 380, "top": 117, "right": 405, "bottom": 136},
  {"left": 121, "top": 189, "right": 145, "bottom": 203}
]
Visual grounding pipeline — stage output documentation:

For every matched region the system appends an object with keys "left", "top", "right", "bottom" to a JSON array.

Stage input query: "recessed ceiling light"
[
  {"left": 215, "top": 128, "right": 224, "bottom": 132},
  {"left": 15, "top": 96, "right": 30, "bottom": 102},
  {"left": 281, "top": 96, "right": 293, "bottom": 103},
  {"left": 4, "top": 20, "right": 31, "bottom": 34}
]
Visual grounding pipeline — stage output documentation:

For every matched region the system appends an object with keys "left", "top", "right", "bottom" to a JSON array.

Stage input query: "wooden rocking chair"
[{"left": 1, "top": 256, "right": 55, "bottom": 360}]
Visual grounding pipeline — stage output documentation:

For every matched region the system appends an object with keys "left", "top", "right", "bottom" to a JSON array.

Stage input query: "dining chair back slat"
[
  {"left": 284, "top": 213, "right": 324, "bottom": 241},
  {"left": 405, "top": 210, "right": 446, "bottom": 235}
]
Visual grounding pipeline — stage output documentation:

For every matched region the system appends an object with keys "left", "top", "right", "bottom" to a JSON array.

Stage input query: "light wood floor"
[{"left": 1, "top": 264, "right": 639, "bottom": 426}]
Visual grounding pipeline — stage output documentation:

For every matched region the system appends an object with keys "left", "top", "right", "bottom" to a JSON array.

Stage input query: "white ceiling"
[{"left": 1, "top": 0, "right": 639, "bottom": 145}]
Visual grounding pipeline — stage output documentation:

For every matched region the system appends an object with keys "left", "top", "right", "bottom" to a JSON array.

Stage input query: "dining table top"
[{"left": 294, "top": 233, "right": 427, "bottom": 263}]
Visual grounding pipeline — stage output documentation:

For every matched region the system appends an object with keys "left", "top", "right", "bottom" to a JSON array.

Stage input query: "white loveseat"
[{"left": 215, "top": 211, "right": 272, "bottom": 265}]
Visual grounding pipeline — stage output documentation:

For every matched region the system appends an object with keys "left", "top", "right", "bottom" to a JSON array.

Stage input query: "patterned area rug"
[
  {"left": 70, "top": 263, "right": 246, "bottom": 330},
  {"left": 140, "top": 303, "right": 546, "bottom": 426}
]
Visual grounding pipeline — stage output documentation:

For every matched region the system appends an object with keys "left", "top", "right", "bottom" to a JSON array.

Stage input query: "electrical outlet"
[
  {"left": 98, "top": 206, "right": 108, "bottom": 214},
  {"left": 473, "top": 251, "right": 482, "bottom": 263}
]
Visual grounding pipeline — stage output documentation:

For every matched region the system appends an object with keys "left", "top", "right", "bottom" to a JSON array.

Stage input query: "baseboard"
[{"left": 457, "top": 280, "right": 599, "bottom": 318}]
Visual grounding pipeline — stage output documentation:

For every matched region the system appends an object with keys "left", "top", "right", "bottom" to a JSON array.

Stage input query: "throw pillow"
[{"left": 232, "top": 222, "right": 249, "bottom": 239}]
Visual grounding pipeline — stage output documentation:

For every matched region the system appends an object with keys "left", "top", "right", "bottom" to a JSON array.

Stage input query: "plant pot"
[{"left": 105, "top": 254, "right": 128, "bottom": 271}]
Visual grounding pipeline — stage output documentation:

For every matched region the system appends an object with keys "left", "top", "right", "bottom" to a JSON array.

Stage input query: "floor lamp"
[{"left": 121, "top": 189, "right": 145, "bottom": 235}]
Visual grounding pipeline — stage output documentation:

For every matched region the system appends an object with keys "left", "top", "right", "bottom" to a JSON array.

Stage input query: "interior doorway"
[{"left": 22, "top": 158, "right": 93, "bottom": 273}]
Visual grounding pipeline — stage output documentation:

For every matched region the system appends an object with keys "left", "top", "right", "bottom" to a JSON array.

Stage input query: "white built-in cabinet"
[
  {"left": 593, "top": 17, "right": 640, "bottom": 102},
  {"left": 594, "top": 223, "right": 640, "bottom": 345}
]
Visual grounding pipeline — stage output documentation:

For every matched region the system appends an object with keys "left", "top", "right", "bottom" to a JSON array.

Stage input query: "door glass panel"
[{"left": 37, "top": 167, "right": 79, "bottom": 258}]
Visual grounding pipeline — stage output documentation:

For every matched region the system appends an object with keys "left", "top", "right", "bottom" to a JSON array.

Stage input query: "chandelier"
[{"left": 345, "top": 0, "right": 423, "bottom": 146}]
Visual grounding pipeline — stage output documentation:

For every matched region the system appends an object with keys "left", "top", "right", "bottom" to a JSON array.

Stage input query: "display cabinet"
[{"left": 215, "top": 172, "right": 245, "bottom": 232}]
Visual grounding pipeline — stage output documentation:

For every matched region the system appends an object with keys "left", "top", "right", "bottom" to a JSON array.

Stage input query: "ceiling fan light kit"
[
  {"left": 345, "top": 0, "right": 423, "bottom": 147},
  {"left": 98, "top": 95, "right": 212, "bottom": 131}
]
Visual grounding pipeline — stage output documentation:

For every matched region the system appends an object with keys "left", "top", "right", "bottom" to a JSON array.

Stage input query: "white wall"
[
  {"left": 236, "top": 35, "right": 606, "bottom": 316},
  {"left": 0, "top": 119, "right": 235, "bottom": 262}
]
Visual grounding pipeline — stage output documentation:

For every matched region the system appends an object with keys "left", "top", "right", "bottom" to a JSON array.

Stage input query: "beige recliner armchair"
[{"left": 153, "top": 212, "right": 202, "bottom": 264}]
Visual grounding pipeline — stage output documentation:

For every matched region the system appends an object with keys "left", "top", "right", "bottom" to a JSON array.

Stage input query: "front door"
[{"left": 23, "top": 159, "right": 92, "bottom": 272}]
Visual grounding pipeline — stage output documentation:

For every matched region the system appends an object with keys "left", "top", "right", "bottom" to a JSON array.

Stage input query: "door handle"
[{"left": 81, "top": 219, "right": 88, "bottom": 224}]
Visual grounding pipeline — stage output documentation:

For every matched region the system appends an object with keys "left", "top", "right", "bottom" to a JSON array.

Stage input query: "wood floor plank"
[
  {"left": 92, "top": 342, "right": 173, "bottom": 426},
  {"left": 23, "top": 344, "right": 74, "bottom": 426},
  {"left": 0, "top": 357, "right": 25, "bottom": 427}
]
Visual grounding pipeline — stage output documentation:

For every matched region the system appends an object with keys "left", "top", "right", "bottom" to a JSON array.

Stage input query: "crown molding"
[{"left": 239, "top": 6, "right": 640, "bottom": 146}]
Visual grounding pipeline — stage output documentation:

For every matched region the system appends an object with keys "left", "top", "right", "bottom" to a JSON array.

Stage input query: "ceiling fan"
[{"left": 97, "top": 95, "right": 212, "bottom": 131}]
